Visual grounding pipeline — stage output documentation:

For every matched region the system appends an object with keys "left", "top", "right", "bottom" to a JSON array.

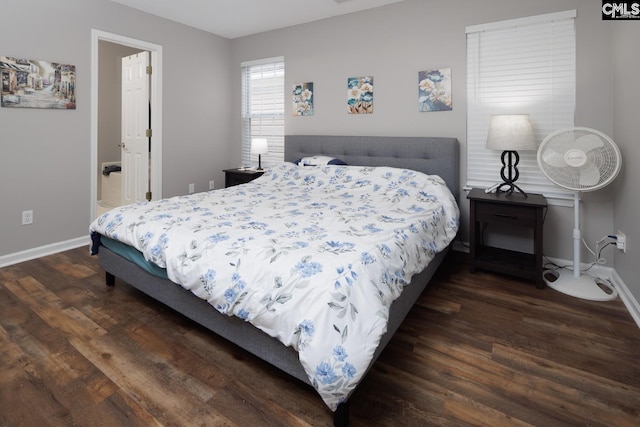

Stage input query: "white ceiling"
[{"left": 111, "top": 0, "right": 406, "bottom": 39}]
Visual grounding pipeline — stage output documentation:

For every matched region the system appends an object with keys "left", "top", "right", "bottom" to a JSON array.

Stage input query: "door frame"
[{"left": 90, "top": 29, "right": 162, "bottom": 221}]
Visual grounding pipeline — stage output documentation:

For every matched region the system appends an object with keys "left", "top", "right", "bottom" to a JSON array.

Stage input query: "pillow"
[{"left": 296, "top": 155, "right": 348, "bottom": 166}]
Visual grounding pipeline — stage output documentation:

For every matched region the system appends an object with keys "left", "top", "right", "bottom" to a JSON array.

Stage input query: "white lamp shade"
[
  {"left": 251, "top": 138, "right": 269, "bottom": 155},
  {"left": 486, "top": 114, "right": 536, "bottom": 151}
]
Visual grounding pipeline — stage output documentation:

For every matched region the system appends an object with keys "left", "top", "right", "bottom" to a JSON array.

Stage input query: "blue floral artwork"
[
  {"left": 347, "top": 76, "right": 373, "bottom": 114},
  {"left": 418, "top": 68, "right": 452, "bottom": 112},
  {"left": 293, "top": 82, "right": 314, "bottom": 116}
]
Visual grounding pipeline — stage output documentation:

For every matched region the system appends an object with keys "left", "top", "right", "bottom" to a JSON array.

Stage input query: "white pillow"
[{"left": 298, "top": 155, "right": 346, "bottom": 166}]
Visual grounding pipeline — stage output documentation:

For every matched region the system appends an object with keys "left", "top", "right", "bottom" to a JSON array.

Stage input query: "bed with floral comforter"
[{"left": 90, "top": 162, "right": 459, "bottom": 412}]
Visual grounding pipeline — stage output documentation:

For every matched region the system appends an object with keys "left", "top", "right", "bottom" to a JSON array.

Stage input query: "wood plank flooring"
[{"left": 1, "top": 247, "right": 639, "bottom": 426}]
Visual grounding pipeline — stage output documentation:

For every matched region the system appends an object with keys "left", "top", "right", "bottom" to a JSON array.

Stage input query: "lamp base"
[
  {"left": 497, "top": 150, "right": 527, "bottom": 198},
  {"left": 496, "top": 181, "right": 528, "bottom": 197}
]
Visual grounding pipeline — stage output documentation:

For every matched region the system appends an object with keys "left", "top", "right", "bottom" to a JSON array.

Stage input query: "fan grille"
[{"left": 538, "top": 128, "right": 621, "bottom": 192}]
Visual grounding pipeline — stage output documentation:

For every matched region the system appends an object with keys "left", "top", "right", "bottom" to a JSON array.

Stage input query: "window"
[
  {"left": 466, "top": 10, "right": 576, "bottom": 200},
  {"left": 241, "top": 57, "right": 285, "bottom": 167}
]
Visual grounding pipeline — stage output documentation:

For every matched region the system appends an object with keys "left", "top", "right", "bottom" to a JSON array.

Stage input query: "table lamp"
[
  {"left": 486, "top": 114, "right": 536, "bottom": 197},
  {"left": 251, "top": 138, "right": 268, "bottom": 170}
]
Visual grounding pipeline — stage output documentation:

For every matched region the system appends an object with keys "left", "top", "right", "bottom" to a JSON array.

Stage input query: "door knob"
[{"left": 118, "top": 142, "right": 126, "bottom": 149}]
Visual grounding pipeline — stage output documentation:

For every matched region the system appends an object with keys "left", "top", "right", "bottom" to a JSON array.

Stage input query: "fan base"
[{"left": 543, "top": 269, "right": 617, "bottom": 301}]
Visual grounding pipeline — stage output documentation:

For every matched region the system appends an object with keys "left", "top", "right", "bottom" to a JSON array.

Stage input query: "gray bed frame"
[{"left": 98, "top": 135, "right": 459, "bottom": 426}]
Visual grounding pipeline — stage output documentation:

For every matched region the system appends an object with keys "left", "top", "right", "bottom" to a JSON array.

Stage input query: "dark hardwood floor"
[{"left": 1, "top": 247, "right": 639, "bottom": 426}]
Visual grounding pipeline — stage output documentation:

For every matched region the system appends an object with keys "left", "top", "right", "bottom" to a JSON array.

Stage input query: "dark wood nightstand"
[
  {"left": 223, "top": 168, "right": 264, "bottom": 188},
  {"left": 467, "top": 188, "right": 547, "bottom": 288}
]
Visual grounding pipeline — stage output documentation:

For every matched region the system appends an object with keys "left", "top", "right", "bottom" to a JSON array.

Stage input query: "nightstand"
[
  {"left": 467, "top": 188, "right": 547, "bottom": 288},
  {"left": 223, "top": 168, "right": 264, "bottom": 188}
]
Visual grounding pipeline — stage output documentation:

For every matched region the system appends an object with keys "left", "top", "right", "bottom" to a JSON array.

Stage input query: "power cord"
[{"left": 543, "top": 235, "right": 617, "bottom": 273}]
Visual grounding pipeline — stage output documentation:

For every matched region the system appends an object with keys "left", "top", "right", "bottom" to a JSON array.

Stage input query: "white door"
[{"left": 121, "top": 51, "right": 150, "bottom": 204}]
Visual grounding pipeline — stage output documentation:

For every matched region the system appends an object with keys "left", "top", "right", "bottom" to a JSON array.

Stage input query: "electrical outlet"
[
  {"left": 22, "top": 210, "right": 33, "bottom": 225},
  {"left": 209, "top": 180, "right": 215, "bottom": 190},
  {"left": 616, "top": 230, "right": 626, "bottom": 252},
  {"left": 189, "top": 183, "right": 195, "bottom": 194}
]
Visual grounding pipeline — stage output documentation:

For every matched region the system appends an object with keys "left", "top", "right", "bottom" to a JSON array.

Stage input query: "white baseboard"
[
  {"left": 610, "top": 269, "right": 640, "bottom": 329},
  {"left": 0, "top": 236, "right": 89, "bottom": 268}
]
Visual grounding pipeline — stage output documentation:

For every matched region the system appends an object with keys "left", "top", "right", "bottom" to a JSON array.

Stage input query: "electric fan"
[{"left": 537, "top": 127, "right": 622, "bottom": 301}]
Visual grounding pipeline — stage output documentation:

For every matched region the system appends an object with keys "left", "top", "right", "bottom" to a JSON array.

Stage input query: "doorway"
[{"left": 90, "top": 30, "right": 163, "bottom": 221}]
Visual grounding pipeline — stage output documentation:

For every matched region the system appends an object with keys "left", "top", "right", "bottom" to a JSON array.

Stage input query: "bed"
[{"left": 90, "top": 135, "right": 459, "bottom": 426}]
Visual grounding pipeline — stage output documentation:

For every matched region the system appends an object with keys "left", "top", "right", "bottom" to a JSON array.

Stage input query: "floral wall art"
[
  {"left": 347, "top": 76, "right": 373, "bottom": 114},
  {"left": 418, "top": 68, "right": 451, "bottom": 112},
  {"left": 1, "top": 56, "right": 76, "bottom": 109},
  {"left": 292, "top": 82, "right": 314, "bottom": 116}
]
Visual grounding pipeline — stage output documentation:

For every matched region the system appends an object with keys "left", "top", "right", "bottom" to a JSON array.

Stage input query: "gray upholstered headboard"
[{"left": 285, "top": 135, "right": 459, "bottom": 197}]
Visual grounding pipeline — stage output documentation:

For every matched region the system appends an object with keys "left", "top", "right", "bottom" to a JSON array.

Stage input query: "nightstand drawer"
[{"left": 475, "top": 202, "right": 536, "bottom": 226}]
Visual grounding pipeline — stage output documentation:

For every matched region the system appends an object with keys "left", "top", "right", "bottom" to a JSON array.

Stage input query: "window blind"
[
  {"left": 466, "top": 10, "right": 576, "bottom": 199},
  {"left": 241, "top": 57, "right": 285, "bottom": 167}
]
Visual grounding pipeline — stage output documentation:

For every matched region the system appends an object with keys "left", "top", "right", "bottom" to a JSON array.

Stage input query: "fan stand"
[{"left": 542, "top": 192, "right": 618, "bottom": 301}]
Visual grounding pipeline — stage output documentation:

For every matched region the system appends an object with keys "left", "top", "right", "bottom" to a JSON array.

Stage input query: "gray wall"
[
  {"left": 613, "top": 23, "right": 640, "bottom": 300},
  {"left": 230, "top": 0, "right": 616, "bottom": 268},
  {"left": 0, "top": 0, "right": 232, "bottom": 256}
]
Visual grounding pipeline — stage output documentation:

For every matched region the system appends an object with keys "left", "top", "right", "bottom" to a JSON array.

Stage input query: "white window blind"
[
  {"left": 466, "top": 10, "right": 576, "bottom": 199},
  {"left": 241, "top": 57, "right": 285, "bottom": 167}
]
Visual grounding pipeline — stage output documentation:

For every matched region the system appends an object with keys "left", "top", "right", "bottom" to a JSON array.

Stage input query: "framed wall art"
[
  {"left": 1, "top": 56, "right": 76, "bottom": 109},
  {"left": 418, "top": 68, "right": 451, "bottom": 112},
  {"left": 347, "top": 76, "right": 373, "bottom": 114},
  {"left": 293, "top": 82, "right": 314, "bottom": 116}
]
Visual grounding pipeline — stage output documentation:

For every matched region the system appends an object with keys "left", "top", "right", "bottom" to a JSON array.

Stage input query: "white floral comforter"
[{"left": 90, "top": 163, "right": 459, "bottom": 410}]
